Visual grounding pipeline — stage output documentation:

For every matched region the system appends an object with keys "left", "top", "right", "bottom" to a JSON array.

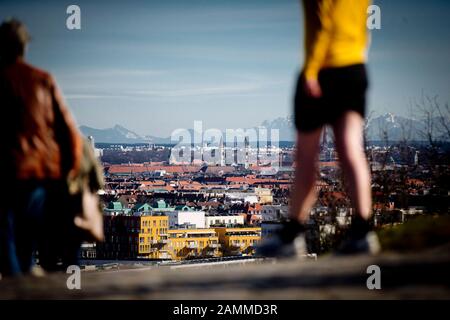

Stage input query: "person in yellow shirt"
[{"left": 258, "top": 0, "right": 380, "bottom": 257}]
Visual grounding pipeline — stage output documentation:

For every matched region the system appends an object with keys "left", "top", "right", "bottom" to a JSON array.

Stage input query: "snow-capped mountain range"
[{"left": 79, "top": 113, "right": 448, "bottom": 144}]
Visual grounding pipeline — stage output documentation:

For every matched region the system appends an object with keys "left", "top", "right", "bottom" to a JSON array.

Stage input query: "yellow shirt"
[{"left": 302, "top": 0, "right": 370, "bottom": 81}]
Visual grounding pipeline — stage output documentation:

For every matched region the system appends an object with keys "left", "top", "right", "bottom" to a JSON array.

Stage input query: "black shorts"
[{"left": 294, "top": 63, "right": 368, "bottom": 132}]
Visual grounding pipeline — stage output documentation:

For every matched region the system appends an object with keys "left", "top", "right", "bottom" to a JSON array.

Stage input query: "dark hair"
[{"left": 0, "top": 18, "right": 30, "bottom": 62}]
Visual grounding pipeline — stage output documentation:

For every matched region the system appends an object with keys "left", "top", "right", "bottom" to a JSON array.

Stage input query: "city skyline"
[{"left": 1, "top": 0, "right": 449, "bottom": 137}]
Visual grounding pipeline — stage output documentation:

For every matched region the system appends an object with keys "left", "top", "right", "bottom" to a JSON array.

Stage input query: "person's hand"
[{"left": 303, "top": 77, "right": 322, "bottom": 98}]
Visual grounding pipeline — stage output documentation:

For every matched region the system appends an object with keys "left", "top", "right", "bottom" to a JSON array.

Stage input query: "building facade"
[
  {"left": 166, "top": 228, "right": 221, "bottom": 260},
  {"left": 214, "top": 227, "right": 261, "bottom": 256},
  {"left": 97, "top": 213, "right": 169, "bottom": 259}
]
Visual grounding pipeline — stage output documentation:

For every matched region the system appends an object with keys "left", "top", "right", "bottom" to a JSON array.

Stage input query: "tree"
[
  {"left": 414, "top": 92, "right": 439, "bottom": 147},
  {"left": 436, "top": 100, "right": 450, "bottom": 141},
  {"left": 414, "top": 92, "right": 450, "bottom": 166}
]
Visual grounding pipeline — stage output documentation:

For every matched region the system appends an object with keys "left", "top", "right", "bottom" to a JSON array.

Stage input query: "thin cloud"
[
  {"left": 66, "top": 83, "right": 265, "bottom": 100},
  {"left": 65, "top": 94, "right": 129, "bottom": 100},
  {"left": 56, "top": 69, "right": 167, "bottom": 80},
  {"left": 130, "top": 83, "right": 263, "bottom": 98}
]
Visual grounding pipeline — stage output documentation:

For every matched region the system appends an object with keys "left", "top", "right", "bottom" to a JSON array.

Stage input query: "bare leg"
[
  {"left": 290, "top": 127, "right": 323, "bottom": 223},
  {"left": 332, "top": 111, "right": 372, "bottom": 220}
]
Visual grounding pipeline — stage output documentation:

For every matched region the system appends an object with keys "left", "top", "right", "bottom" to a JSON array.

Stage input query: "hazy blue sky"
[{"left": 1, "top": 0, "right": 449, "bottom": 137}]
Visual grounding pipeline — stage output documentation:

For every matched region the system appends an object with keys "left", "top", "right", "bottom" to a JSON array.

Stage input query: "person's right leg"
[
  {"left": 0, "top": 209, "right": 22, "bottom": 276},
  {"left": 256, "top": 127, "right": 322, "bottom": 258},
  {"left": 0, "top": 184, "right": 46, "bottom": 276},
  {"left": 331, "top": 111, "right": 371, "bottom": 220},
  {"left": 290, "top": 127, "right": 323, "bottom": 223}
]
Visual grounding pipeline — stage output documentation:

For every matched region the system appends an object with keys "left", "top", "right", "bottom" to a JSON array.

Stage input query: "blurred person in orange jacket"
[{"left": 0, "top": 19, "right": 84, "bottom": 276}]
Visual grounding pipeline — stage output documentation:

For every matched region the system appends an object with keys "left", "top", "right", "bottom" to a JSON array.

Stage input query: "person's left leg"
[
  {"left": 332, "top": 111, "right": 380, "bottom": 254},
  {"left": 39, "top": 183, "right": 81, "bottom": 272}
]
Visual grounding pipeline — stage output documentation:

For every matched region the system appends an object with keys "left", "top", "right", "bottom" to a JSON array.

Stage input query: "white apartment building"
[
  {"left": 166, "top": 210, "right": 206, "bottom": 229},
  {"left": 204, "top": 213, "right": 245, "bottom": 228}
]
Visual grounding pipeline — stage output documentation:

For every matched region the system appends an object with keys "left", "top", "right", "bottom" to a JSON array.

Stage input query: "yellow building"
[
  {"left": 138, "top": 214, "right": 169, "bottom": 259},
  {"left": 214, "top": 227, "right": 261, "bottom": 256},
  {"left": 167, "top": 228, "right": 221, "bottom": 260},
  {"left": 255, "top": 187, "right": 273, "bottom": 204}
]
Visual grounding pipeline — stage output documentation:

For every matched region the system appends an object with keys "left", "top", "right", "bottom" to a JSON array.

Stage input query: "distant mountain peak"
[
  {"left": 112, "top": 124, "right": 142, "bottom": 140},
  {"left": 79, "top": 124, "right": 170, "bottom": 144},
  {"left": 79, "top": 124, "right": 145, "bottom": 144},
  {"left": 113, "top": 124, "right": 128, "bottom": 131}
]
